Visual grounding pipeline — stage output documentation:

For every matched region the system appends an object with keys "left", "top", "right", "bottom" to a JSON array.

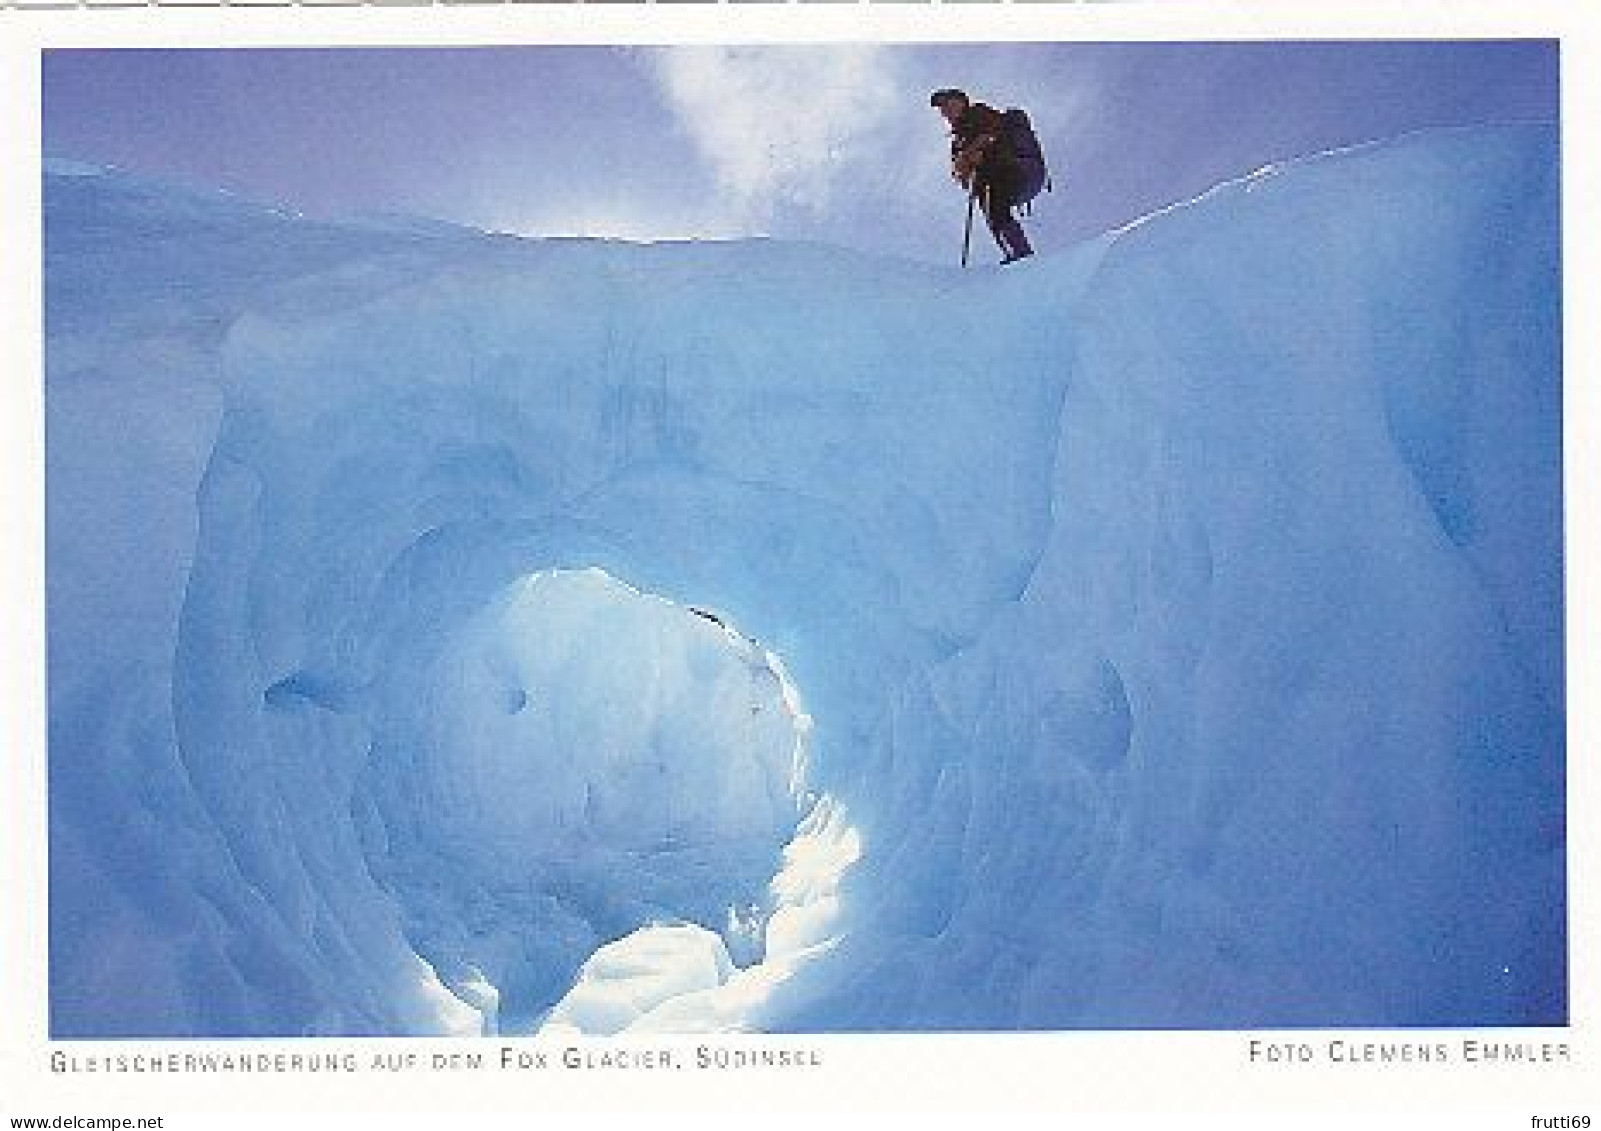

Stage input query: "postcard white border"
[{"left": 2, "top": 2, "right": 1596, "bottom": 1123}]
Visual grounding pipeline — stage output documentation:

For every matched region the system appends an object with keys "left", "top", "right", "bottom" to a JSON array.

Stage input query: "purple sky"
[{"left": 43, "top": 41, "right": 1557, "bottom": 263}]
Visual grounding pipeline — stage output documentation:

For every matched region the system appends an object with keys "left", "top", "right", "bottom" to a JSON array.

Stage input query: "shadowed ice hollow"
[{"left": 353, "top": 567, "right": 812, "bottom": 1032}]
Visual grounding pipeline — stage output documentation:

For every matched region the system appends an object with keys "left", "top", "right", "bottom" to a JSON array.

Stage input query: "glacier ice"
[
  {"left": 44, "top": 125, "right": 1563, "bottom": 1036},
  {"left": 354, "top": 566, "right": 814, "bottom": 1031}
]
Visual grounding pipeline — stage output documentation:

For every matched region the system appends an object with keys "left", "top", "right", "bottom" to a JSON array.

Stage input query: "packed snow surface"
[{"left": 45, "top": 126, "right": 1562, "bottom": 1035}]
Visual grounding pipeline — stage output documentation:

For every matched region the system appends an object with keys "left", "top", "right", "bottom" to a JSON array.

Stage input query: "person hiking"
[{"left": 931, "top": 88, "right": 1045, "bottom": 265}]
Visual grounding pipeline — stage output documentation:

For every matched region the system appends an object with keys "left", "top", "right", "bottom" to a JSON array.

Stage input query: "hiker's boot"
[{"left": 999, "top": 218, "right": 1034, "bottom": 264}]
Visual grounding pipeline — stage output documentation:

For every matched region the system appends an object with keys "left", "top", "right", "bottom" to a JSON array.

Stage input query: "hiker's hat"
[{"left": 930, "top": 89, "right": 968, "bottom": 108}]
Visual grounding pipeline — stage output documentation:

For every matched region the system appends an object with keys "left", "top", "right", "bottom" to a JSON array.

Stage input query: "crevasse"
[{"left": 45, "top": 125, "right": 1562, "bottom": 1035}]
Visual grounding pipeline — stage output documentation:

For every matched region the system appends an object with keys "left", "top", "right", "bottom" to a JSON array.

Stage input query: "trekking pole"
[{"left": 960, "top": 180, "right": 978, "bottom": 268}]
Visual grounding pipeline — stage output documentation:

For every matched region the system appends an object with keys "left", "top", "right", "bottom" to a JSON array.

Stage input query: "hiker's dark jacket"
[
  {"left": 950, "top": 102, "right": 1046, "bottom": 215},
  {"left": 948, "top": 102, "right": 1015, "bottom": 187}
]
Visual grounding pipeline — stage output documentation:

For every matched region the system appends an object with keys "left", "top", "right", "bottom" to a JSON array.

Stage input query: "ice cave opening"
[{"left": 349, "top": 566, "right": 816, "bottom": 1033}]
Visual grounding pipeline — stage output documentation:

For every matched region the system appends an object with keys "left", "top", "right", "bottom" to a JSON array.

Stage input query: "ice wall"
[
  {"left": 44, "top": 125, "right": 1562, "bottom": 1036},
  {"left": 805, "top": 127, "right": 1564, "bottom": 1029}
]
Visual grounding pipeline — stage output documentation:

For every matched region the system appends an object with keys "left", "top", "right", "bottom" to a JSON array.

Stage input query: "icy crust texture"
[{"left": 44, "top": 126, "right": 1562, "bottom": 1036}]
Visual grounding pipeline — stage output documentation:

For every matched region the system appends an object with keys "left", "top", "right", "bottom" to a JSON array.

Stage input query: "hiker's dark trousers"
[{"left": 980, "top": 156, "right": 1046, "bottom": 261}]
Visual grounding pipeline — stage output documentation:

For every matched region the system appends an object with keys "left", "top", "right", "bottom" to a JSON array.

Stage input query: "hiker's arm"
[
  {"left": 952, "top": 132, "right": 998, "bottom": 182},
  {"left": 950, "top": 104, "right": 1007, "bottom": 183}
]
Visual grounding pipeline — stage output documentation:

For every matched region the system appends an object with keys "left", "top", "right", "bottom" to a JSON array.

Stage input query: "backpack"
[
  {"left": 1001, "top": 107, "right": 1052, "bottom": 208},
  {"left": 1002, "top": 107, "right": 1046, "bottom": 165}
]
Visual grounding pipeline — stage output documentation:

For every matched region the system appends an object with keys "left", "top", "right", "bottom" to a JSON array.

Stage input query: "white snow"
[
  {"left": 540, "top": 922, "right": 735, "bottom": 1036},
  {"left": 44, "top": 124, "right": 1562, "bottom": 1035}
]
